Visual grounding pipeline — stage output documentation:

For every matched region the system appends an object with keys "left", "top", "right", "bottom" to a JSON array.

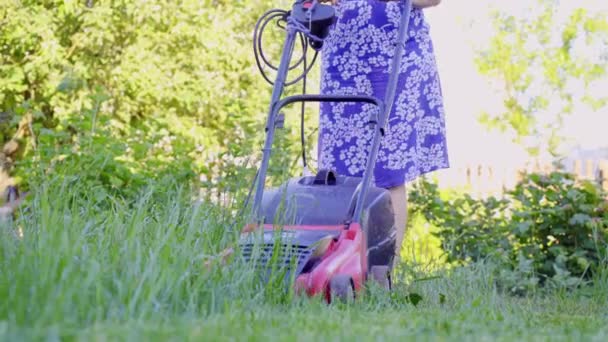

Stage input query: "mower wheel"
[
  {"left": 329, "top": 275, "right": 355, "bottom": 303},
  {"left": 370, "top": 265, "right": 392, "bottom": 291}
]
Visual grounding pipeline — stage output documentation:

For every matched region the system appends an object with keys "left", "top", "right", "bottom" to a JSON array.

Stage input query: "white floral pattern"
[{"left": 318, "top": 0, "right": 450, "bottom": 188}]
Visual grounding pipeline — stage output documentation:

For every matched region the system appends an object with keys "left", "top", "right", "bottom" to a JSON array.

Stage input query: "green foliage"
[
  {"left": 13, "top": 87, "right": 198, "bottom": 205},
  {"left": 2, "top": 177, "right": 608, "bottom": 340},
  {"left": 476, "top": 0, "right": 608, "bottom": 156},
  {"left": 410, "top": 171, "right": 608, "bottom": 294},
  {"left": 1, "top": 0, "right": 316, "bottom": 198}
]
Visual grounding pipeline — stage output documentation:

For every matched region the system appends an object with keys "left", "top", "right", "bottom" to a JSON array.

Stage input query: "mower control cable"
[{"left": 252, "top": 3, "right": 324, "bottom": 172}]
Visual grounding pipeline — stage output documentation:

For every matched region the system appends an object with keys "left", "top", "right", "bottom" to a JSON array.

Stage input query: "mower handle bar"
[{"left": 271, "top": 94, "right": 386, "bottom": 129}]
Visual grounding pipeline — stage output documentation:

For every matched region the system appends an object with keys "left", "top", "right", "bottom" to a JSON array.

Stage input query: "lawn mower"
[{"left": 237, "top": 0, "right": 413, "bottom": 303}]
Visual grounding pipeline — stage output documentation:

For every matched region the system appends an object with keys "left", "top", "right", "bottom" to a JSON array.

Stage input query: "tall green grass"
[
  {"left": 1, "top": 178, "right": 607, "bottom": 341},
  {"left": 1, "top": 179, "right": 259, "bottom": 334}
]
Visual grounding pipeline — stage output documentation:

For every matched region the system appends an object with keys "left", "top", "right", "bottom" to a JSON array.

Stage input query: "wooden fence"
[{"left": 432, "top": 159, "right": 608, "bottom": 198}]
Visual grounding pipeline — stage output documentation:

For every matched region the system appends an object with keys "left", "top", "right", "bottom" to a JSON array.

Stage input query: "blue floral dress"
[{"left": 318, "top": 0, "right": 449, "bottom": 189}]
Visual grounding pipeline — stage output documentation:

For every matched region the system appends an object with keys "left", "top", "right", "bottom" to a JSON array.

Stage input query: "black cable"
[
  {"left": 253, "top": 8, "right": 320, "bottom": 87},
  {"left": 286, "top": 50, "right": 318, "bottom": 86},
  {"left": 253, "top": 7, "right": 326, "bottom": 171},
  {"left": 257, "top": 11, "right": 304, "bottom": 73},
  {"left": 253, "top": 10, "right": 287, "bottom": 85}
]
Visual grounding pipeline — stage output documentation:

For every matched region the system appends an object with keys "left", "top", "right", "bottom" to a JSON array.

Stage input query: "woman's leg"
[{"left": 388, "top": 184, "right": 408, "bottom": 265}]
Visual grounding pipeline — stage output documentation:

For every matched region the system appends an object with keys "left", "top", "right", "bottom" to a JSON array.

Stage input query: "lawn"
[
  {"left": 1, "top": 183, "right": 607, "bottom": 341},
  {"left": 58, "top": 294, "right": 608, "bottom": 341}
]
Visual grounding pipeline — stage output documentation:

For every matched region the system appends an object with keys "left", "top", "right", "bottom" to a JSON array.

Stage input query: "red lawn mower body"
[{"left": 239, "top": 173, "right": 396, "bottom": 302}]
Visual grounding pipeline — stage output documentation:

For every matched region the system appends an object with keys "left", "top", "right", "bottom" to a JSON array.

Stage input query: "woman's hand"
[{"left": 412, "top": 0, "right": 441, "bottom": 8}]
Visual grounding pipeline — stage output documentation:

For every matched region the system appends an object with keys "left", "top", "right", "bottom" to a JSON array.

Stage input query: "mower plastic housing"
[{"left": 260, "top": 170, "right": 396, "bottom": 267}]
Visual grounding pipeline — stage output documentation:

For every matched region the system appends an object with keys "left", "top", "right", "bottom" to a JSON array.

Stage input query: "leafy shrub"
[
  {"left": 1, "top": 0, "right": 315, "bottom": 200},
  {"left": 409, "top": 171, "right": 608, "bottom": 293},
  {"left": 15, "top": 88, "right": 199, "bottom": 207}
]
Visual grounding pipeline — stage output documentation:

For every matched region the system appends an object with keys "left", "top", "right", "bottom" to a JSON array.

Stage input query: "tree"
[{"left": 475, "top": 0, "right": 608, "bottom": 157}]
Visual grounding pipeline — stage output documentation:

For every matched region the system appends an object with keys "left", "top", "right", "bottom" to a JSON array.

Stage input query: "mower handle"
[{"left": 271, "top": 94, "right": 386, "bottom": 128}]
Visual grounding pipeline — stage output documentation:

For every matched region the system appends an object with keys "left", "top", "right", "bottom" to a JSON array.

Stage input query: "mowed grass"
[{"left": 1, "top": 180, "right": 607, "bottom": 341}]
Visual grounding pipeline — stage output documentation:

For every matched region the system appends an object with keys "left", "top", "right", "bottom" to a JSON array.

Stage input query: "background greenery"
[
  {"left": 475, "top": 0, "right": 608, "bottom": 156},
  {"left": 1, "top": 0, "right": 607, "bottom": 340},
  {"left": 409, "top": 171, "right": 608, "bottom": 295},
  {"left": 1, "top": 0, "right": 319, "bottom": 203}
]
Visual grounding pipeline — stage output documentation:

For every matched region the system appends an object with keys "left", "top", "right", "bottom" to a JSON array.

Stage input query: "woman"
[{"left": 317, "top": 0, "right": 449, "bottom": 262}]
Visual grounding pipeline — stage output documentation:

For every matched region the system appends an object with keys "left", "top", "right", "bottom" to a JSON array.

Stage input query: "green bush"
[
  {"left": 13, "top": 87, "right": 198, "bottom": 207},
  {"left": 1, "top": 0, "right": 315, "bottom": 200},
  {"left": 409, "top": 171, "right": 608, "bottom": 294}
]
